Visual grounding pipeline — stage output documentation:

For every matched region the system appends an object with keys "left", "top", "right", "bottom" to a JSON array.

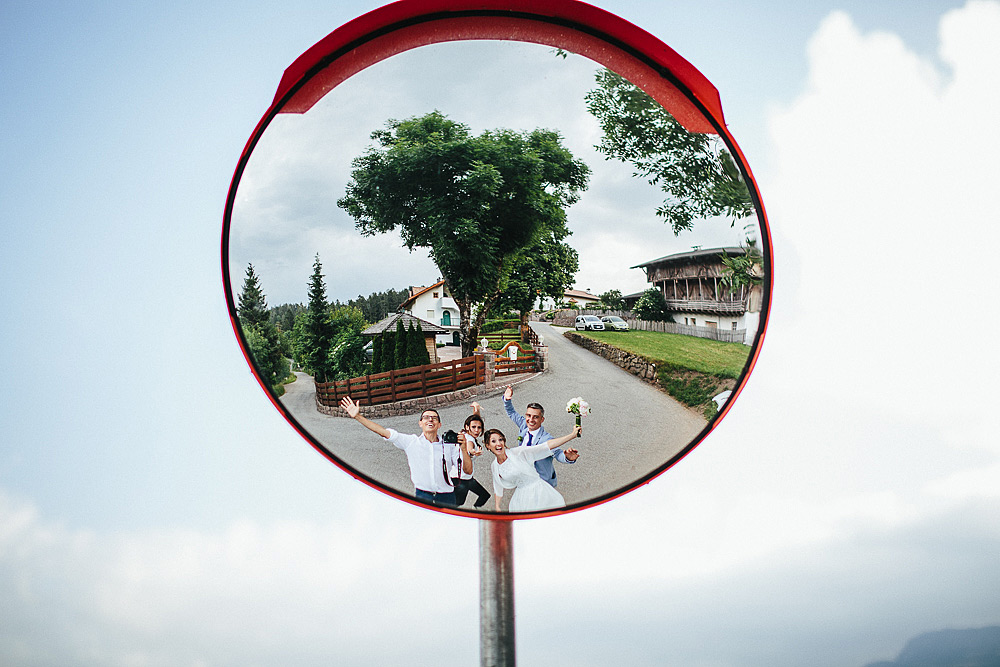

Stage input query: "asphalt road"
[{"left": 280, "top": 322, "right": 707, "bottom": 513}]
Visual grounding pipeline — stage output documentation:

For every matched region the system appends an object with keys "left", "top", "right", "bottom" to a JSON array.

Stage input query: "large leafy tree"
[
  {"left": 493, "top": 229, "right": 579, "bottom": 328},
  {"left": 338, "top": 111, "right": 590, "bottom": 355},
  {"left": 585, "top": 70, "right": 753, "bottom": 234}
]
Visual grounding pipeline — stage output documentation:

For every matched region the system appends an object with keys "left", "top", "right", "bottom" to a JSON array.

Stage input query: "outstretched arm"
[
  {"left": 339, "top": 396, "right": 390, "bottom": 439},
  {"left": 546, "top": 425, "right": 582, "bottom": 450}
]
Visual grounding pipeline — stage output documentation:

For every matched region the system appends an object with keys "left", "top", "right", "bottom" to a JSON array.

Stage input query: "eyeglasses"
[{"left": 420, "top": 415, "right": 440, "bottom": 422}]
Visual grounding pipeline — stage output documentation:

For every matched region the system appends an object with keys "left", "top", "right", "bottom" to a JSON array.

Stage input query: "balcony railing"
[{"left": 664, "top": 298, "right": 746, "bottom": 315}]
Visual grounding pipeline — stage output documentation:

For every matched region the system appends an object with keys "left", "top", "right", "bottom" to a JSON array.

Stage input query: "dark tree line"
[
  {"left": 237, "top": 258, "right": 413, "bottom": 387},
  {"left": 370, "top": 318, "right": 431, "bottom": 374},
  {"left": 332, "top": 288, "right": 409, "bottom": 325}
]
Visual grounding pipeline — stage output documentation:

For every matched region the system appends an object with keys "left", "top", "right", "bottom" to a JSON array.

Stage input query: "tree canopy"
[
  {"left": 585, "top": 70, "right": 753, "bottom": 234},
  {"left": 337, "top": 111, "right": 590, "bottom": 354}
]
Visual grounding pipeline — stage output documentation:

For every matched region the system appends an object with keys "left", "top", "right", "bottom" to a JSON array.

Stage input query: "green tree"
[
  {"left": 237, "top": 264, "right": 286, "bottom": 388},
  {"left": 338, "top": 111, "right": 590, "bottom": 355},
  {"left": 237, "top": 264, "right": 270, "bottom": 329},
  {"left": 599, "top": 289, "right": 625, "bottom": 311},
  {"left": 297, "top": 254, "right": 335, "bottom": 382},
  {"left": 585, "top": 70, "right": 753, "bottom": 234},
  {"left": 393, "top": 319, "right": 408, "bottom": 370},
  {"left": 381, "top": 330, "right": 396, "bottom": 372},
  {"left": 371, "top": 334, "right": 383, "bottom": 374},
  {"left": 414, "top": 321, "right": 431, "bottom": 365},
  {"left": 405, "top": 322, "right": 425, "bottom": 368},
  {"left": 634, "top": 288, "right": 672, "bottom": 323},
  {"left": 494, "top": 229, "right": 579, "bottom": 329},
  {"left": 721, "top": 237, "right": 764, "bottom": 293}
]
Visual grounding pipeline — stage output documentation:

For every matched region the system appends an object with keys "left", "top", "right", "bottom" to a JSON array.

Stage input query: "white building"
[
  {"left": 538, "top": 288, "right": 602, "bottom": 310},
  {"left": 401, "top": 279, "right": 461, "bottom": 346}
]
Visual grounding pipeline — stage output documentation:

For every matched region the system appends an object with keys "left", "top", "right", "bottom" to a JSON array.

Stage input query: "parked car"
[
  {"left": 600, "top": 315, "right": 630, "bottom": 331},
  {"left": 575, "top": 315, "right": 605, "bottom": 331}
]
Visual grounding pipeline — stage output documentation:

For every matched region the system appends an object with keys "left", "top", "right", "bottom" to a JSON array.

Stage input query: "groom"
[{"left": 502, "top": 384, "right": 579, "bottom": 488}]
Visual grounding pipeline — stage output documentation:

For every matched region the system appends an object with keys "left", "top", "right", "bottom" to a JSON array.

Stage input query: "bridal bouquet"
[{"left": 566, "top": 397, "right": 590, "bottom": 430}]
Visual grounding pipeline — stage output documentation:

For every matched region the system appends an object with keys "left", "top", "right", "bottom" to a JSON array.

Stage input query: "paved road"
[{"left": 280, "top": 322, "right": 706, "bottom": 512}]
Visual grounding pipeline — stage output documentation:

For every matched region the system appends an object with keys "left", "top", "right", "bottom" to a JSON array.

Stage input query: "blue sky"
[{"left": 2, "top": 1, "right": 998, "bottom": 666}]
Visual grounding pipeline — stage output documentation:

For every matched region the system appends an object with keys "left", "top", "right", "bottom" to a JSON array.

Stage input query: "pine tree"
[
  {"left": 406, "top": 322, "right": 424, "bottom": 368},
  {"left": 300, "top": 254, "right": 335, "bottom": 382},
  {"left": 371, "top": 334, "right": 383, "bottom": 374},
  {"left": 394, "top": 318, "right": 408, "bottom": 370},
  {"left": 237, "top": 264, "right": 286, "bottom": 388},
  {"left": 382, "top": 330, "right": 396, "bottom": 372},
  {"left": 238, "top": 264, "right": 269, "bottom": 329},
  {"left": 415, "top": 321, "right": 431, "bottom": 364}
]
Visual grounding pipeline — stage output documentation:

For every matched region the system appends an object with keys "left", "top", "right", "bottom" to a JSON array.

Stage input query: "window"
[
  {"left": 432, "top": 292, "right": 439, "bottom": 298},
  {"left": 732, "top": 322, "right": 738, "bottom": 331},
  {"left": 427, "top": 310, "right": 435, "bottom": 320}
]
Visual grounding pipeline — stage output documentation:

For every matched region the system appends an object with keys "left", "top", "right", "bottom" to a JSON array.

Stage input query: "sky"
[{"left": 2, "top": 1, "right": 998, "bottom": 666}]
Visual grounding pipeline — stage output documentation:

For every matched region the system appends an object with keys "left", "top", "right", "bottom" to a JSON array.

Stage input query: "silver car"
[
  {"left": 600, "top": 315, "right": 630, "bottom": 331},
  {"left": 575, "top": 315, "right": 605, "bottom": 331}
]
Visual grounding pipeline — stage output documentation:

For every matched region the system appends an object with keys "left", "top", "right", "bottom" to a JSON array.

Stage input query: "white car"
[
  {"left": 575, "top": 315, "right": 605, "bottom": 331},
  {"left": 600, "top": 315, "right": 629, "bottom": 331}
]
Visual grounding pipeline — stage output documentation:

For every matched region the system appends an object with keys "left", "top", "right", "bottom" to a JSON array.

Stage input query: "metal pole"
[{"left": 480, "top": 519, "right": 515, "bottom": 666}]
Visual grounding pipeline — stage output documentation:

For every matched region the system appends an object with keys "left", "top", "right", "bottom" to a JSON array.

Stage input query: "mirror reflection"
[{"left": 227, "top": 39, "right": 767, "bottom": 514}]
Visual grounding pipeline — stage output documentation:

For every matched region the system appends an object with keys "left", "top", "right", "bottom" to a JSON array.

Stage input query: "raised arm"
[
  {"left": 339, "top": 396, "right": 390, "bottom": 439},
  {"left": 457, "top": 433, "right": 474, "bottom": 475},
  {"left": 546, "top": 425, "right": 582, "bottom": 450}
]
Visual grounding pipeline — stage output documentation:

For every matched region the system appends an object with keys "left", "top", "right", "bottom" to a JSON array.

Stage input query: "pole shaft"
[{"left": 480, "top": 519, "right": 515, "bottom": 667}]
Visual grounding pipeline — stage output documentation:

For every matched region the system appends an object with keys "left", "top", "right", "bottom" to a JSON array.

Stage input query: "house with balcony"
[
  {"left": 400, "top": 279, "right": 461, "bottom": 346},
  {"left": 631, "top": 247, "right": 763, "bottom": 342}
]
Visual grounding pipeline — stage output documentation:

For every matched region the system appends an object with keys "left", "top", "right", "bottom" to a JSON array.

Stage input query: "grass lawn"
[{"left": 576, "top": 329, "right": 751, "bottom": 378}]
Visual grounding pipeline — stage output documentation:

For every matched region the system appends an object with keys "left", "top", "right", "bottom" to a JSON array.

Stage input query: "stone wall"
[{"left": 563, "top": 331, "right": 659, "bottom": 386}]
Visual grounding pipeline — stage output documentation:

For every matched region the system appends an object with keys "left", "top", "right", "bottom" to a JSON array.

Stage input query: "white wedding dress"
[{"left": 492, "top": 445, "right": 565, "bottom": 512}]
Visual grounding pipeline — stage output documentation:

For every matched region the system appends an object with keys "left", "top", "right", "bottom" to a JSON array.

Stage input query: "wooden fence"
[
  {"left": 481, "top": 330, "right": 522, "bottom": 345},
  {"left": 316, "top": 355, "right": 485, "bottom": 407},
  {"left": 574, "top": 309, "right": 747, "bottom": 344},
  {"left": 494, "top": 348, "right": 537, "bottom": 376}
]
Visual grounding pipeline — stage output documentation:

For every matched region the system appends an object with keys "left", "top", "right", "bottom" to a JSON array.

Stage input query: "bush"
[
  {"left": 481, "top": 319, "right": 519, "bottom": 334},
  {"left": 634, "top": 288, "right": 672, "bottom": 323}
]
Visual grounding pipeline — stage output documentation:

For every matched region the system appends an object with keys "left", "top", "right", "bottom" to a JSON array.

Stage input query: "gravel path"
[{"left": 280, "top": 322, "right": 706, "bottom": 512}]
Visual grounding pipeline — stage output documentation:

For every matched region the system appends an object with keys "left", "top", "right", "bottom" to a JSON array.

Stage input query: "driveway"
[{"left": 280, "top": 321, "right": 707, "bottom": 512}]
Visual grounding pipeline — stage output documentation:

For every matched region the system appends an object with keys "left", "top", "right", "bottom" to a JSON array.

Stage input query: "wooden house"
[{"left": 632, "top": 247, "right": 763, "bottom": 336}]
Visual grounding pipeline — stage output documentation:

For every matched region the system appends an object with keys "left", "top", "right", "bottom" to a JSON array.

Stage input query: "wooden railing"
[
  {"left": 494, "top": 349, "right": 537, "bottom": 376},
  {"left": 315, "top": 355, "right": 485, "bottom": 407},
  {"left": 482, "top": 330, "right": 522, "bottom": 345}
]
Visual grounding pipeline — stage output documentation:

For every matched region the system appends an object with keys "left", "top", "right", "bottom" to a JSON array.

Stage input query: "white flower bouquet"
[{"left": 566, "top": 397, "right": 590, "bottom": 429}]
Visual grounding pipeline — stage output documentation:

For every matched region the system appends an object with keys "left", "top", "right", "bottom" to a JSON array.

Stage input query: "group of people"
[{"left": 339, "top": 385, "right": 581, "bottom": 512}]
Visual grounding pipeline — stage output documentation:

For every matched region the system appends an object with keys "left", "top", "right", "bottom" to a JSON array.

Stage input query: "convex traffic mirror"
[{"left": 223, "top": 0, "right": 772, "bottom": 518}]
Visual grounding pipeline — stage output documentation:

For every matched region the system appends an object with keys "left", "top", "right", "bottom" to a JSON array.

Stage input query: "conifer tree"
[
  {"left": 298, "top": 254, "right": 335, "bottom": 382},
  {"left": 415, "top": 321, "right": 431, "bottom": 365},
  {"left": 394, "top": 318, "right": 408, "bottom": 370},
  {"left": 371, "top": 334, "right": 383, "bottom": 374},
  {"left": 237, "top": 264, "right": 286, "bottom": 388},
  {"left": 406, "top": 322, "right": 424, "bottom": 368},
  {"left": 238, "top": 264, "right": 269, "bottom": 329}
]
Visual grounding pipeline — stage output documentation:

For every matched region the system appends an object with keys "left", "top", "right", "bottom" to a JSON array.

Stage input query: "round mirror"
[{"left": 222, "top": 0, "right": 771, "bottom": 518}]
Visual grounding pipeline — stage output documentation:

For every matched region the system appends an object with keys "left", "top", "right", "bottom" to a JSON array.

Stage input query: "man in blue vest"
[{"left": 502, "top": 384, "right": 579, "bottom": 488}]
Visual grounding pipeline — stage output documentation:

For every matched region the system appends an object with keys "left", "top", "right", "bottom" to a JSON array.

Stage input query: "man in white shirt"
[{"left": 340, "top": 396, "right": 472, "bottom": 507}]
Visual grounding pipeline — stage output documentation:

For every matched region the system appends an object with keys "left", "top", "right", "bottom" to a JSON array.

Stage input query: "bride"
[{"left": 484, "top": 425, "right": 581, "bottom": 512}]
